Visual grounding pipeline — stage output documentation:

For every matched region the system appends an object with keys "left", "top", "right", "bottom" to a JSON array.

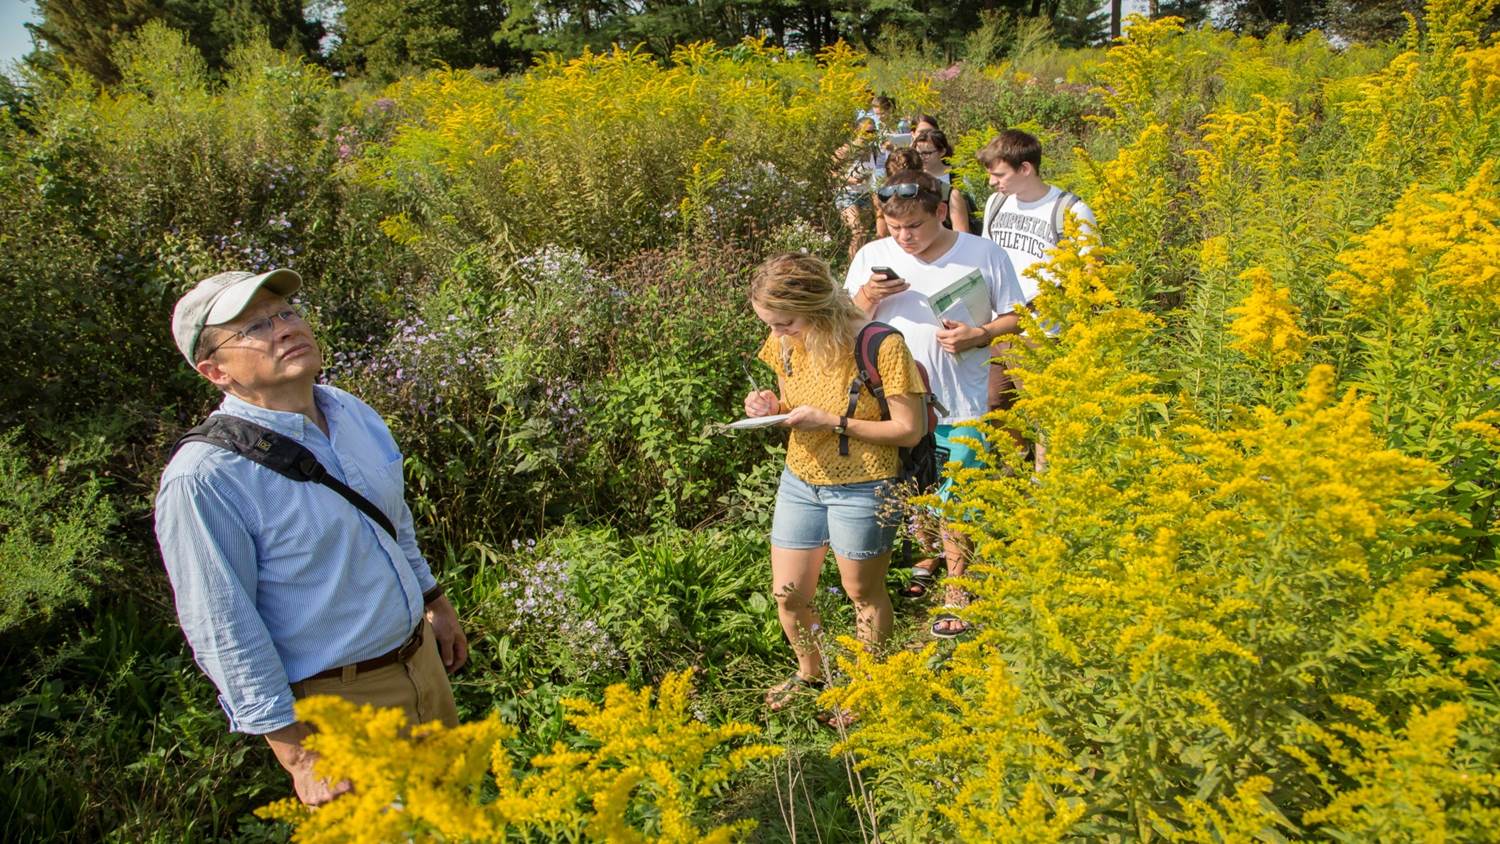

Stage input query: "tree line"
[{"left": 17, "top": 0, "right": 1458, "bottom": 88}]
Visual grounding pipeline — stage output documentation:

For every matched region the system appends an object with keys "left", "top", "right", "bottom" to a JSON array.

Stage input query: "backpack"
[
  {"left": 981, "top": 188, "right": 1080, "bottom": 244},
  {"left": 169, "top": 415, "right": 397, "bottom": 540},
  {"left": 837, "top": 322, "right": 948, "bottom": 494},
  {"left": 959, "top": 187, "right": 983, "bottom": 234},
  {"left": 939, "top": 174, "right": 984, "bottom": 234}
]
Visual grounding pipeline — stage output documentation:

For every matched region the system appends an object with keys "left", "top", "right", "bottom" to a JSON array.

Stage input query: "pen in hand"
[
  {"left": 742, "top": 358, "right": 764, "bottom": 396},
  {"left": 742, "top": 359, "right": 779, "bottom": 418}
]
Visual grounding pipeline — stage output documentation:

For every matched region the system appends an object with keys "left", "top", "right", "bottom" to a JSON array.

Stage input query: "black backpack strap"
[
  {"left": 171, "top": 415, "right": 399, "bottom": 541},
  {"left": 840, "top": 322, "right": 897, "bottom": 457}
]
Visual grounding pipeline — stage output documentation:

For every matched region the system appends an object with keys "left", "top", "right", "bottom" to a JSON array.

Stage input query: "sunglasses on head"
[{"left": 876, "top": 182, "right": 939, "bottom": 200}]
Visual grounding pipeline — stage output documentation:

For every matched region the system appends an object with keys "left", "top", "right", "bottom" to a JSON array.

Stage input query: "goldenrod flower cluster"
[
  {"left": 359, "top": 38, "right": 868, "bottom": 262},
  {"left": 1345, "top": 0, "right": 1500, "bottom": 179},
  {"left": 1293, "top": 702, "right": 1500, "bottom": 839},
  {"left": 831, "top": 1, "right": 1500, "bottom": 837},
  {"left": 1226, "top": 266, "right": 1309, "bottom": 368},
  {"left": 1087, "top": 15, "right": 1193, "bottom": 136},
  {"left": 1331, "top": 165, "right": 1500, "bottom": 316},
  {"left": 1081, "top": 122, "right": 1178, "bottom": 307},
  {"left": 259, "top": 671, "right": 778, "bottom": 842}
]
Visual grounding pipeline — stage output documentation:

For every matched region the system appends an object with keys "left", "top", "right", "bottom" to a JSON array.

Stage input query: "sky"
[{"left": 1, "top": 2, "right": 36, "bottom": 70}]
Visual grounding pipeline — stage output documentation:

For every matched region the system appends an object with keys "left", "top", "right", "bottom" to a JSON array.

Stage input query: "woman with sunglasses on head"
[
  {"left": 742, "top": 252, "right": 927, "bottom": 714},
  {"left": 912, "top": 129, "right": 976, "bottom": 233}
]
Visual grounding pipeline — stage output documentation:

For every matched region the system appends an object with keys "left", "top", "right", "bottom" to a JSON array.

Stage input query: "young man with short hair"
[
  {"left": 978, "top": 128, "right": 1097, "bottom": 315},
  {"left": 844, "top": 170, "right": 1026, "bottom": 637},
  {"left": 155, "top": 268, "right": 467, "bottom": 806},
  {"left": 978, "top": 129, "right": 1098, "bottom": 466}
]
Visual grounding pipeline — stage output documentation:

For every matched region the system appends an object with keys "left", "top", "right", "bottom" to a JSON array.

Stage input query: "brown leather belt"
[{"left": 301, "top": 624, "right": 424, "bottom": 682}]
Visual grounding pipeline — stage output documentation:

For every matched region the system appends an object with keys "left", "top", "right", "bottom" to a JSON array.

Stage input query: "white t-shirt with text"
[
  {"left": 985, "top": 186, "right": 1097, "bottom": 303},
  {"left": 844, "top": 233, "right": 1025, "bottom": 425}
]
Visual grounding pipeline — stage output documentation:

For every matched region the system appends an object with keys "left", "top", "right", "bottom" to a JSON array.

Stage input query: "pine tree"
[{"left": 27, "top": 0, "right": 323, "bottom": 85}]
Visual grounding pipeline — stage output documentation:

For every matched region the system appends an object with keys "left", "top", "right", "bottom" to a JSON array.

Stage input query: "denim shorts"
[
  {"left": 770, "top": 468, "right": 896, "bottom": 560},
  {"left": 935, "top": 424, "right": 987, "bottom": 502}
]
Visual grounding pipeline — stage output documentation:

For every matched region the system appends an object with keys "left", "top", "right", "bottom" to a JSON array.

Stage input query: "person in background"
[
  {"left": 913, "top": 113, "right": 941, "bottom": 136},
  {"left": 978, "top": 128, "right": 1097, "bottom": 293},
  {"left": 155, "top": 268, "right": 467, "bottom": 806},
  {"left": 913, "top": 129, "right": 976, "bottom": 233},
  {"left": 844, "top": 171, "right": 1026, "bottom": 638},
  {"left": 869, "top": 94, "right": 908, "bottom": 135},
  {"left": 833, "top": 117, "right": 886, "bottom": 261},
  {"left": 743, "top": 253, "right": 926, "bottom": 712}
]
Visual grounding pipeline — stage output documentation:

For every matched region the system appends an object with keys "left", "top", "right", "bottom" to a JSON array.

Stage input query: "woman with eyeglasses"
[
  {"left": 742, "top": 252, "right": 927, "bottom": 716},
  {"left": 912, "top": 129, "right": 976, "bottom": 233}
]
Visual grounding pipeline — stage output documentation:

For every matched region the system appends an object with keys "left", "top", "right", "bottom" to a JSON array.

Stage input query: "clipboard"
[
  {"left": 927, "top": 269, "right": 990, "bottom": 324},
  {"left": 723, "top": 413, "right": 791, "bottom": 430}
]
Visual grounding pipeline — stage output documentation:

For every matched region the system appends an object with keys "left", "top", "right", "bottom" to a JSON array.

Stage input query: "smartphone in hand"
[{"left": 871, "top": 266, "right": 897, "bottom": 281}]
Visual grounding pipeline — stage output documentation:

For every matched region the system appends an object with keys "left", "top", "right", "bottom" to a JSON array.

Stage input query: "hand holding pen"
[{"left": 742, "top": 359, "right": 779, "bottom": 417}]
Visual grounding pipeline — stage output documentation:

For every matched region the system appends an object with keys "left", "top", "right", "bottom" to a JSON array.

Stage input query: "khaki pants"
[{"left": 290, "top": 620, "right": 459, "bottom": 733}]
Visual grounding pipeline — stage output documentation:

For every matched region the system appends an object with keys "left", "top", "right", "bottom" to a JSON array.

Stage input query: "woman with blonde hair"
[{"left": 743, "top": 252, "right": 927, "bottom": 711}]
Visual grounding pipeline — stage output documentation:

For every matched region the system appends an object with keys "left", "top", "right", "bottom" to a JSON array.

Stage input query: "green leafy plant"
[{"left": 0, "top": 431, "right": 117, "bottom": 632}]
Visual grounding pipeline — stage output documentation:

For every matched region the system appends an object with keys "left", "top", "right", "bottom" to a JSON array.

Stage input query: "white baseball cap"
[{"left": 171, "top": 269, "right": 302, "bottom": 365}]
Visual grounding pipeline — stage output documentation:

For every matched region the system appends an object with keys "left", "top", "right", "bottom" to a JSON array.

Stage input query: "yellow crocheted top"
[{"left": 756, "top": 331, "right": 924, "bottom": 485}]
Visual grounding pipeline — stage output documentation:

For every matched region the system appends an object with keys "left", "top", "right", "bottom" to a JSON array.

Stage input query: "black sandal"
[
  {"left": 930, "top": 610, "right": 972, "bottom": 639},
  {"left": 898, "top": 556, "right": 944, "bottom": 599}
]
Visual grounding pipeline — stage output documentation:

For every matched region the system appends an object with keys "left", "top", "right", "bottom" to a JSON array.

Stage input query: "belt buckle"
[{"left": 396, "top": 626, "right": 422, "bottom": 662}]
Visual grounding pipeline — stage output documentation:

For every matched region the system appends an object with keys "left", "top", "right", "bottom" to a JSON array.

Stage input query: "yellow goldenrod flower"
[{"left": 1226, "top": 266, "right": 1309, "bottom": 367}]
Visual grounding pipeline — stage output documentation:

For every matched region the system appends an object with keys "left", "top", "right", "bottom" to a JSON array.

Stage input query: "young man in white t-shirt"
[
  {"left": 979, "top": 129, "right": 1097, "bottom": 306},
  {"left": 844, "top": 170, "right": 1026, "bottom": 637},
  {"left": 978, "top": 129, "right": 1097, "bottom": 468}
]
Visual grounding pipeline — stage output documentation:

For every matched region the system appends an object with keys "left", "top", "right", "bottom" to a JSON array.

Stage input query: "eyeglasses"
[
  {"left": 201, "top": 308, "right": 303, "bottom": 357},
  {"left": 876, "top": 182, "right": 940, "bottom": 200},
  {"left": 916, "top": 148, "right": 943, "bottom": 158}
]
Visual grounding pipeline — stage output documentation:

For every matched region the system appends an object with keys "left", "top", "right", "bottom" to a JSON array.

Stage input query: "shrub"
[
  {"left": 0, "top": 23, "right": 358, "bottom": 435},
  {"left": 453, "top": 525, "right": 781, "bottom": 740},
  {"left": 0, "top": 600, "right": 285, "bottom": 842},
  {"left": 0, "top": 430, "right": 117, "bottom": 632},
  {"left": 327, "top": 242, "right": 770, "bottom": 537},
  {"left": 356, "top": 39, "right": 868, "bottom": 278}
]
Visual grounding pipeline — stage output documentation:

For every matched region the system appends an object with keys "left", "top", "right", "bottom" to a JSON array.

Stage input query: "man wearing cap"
[{"left": 154, "top": 268, "right": 467, "bottom": 805}]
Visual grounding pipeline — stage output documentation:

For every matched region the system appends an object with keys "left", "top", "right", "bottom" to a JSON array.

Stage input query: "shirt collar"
[{"left": 217, "top": 385, "right": 342, "bottom": 442}]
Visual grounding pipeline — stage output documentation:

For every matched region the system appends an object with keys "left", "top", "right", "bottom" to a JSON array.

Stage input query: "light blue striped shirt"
[{"left": 154, "top": 385, "right": 435, "bottom": 734}]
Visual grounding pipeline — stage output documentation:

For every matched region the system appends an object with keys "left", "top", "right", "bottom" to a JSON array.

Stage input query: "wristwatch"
[{"left": 832, "top": 415, "right": 848, "bottom": 435}]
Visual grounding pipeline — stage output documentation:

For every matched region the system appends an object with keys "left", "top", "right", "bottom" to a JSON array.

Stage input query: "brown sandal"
[{"left": 766, "top": 672, "right": 825, "bottom": 712}]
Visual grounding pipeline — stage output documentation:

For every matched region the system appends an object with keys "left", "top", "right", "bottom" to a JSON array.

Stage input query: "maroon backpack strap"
[{"left": 840, "top": 322, "right": 897, "bottom": 457}]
